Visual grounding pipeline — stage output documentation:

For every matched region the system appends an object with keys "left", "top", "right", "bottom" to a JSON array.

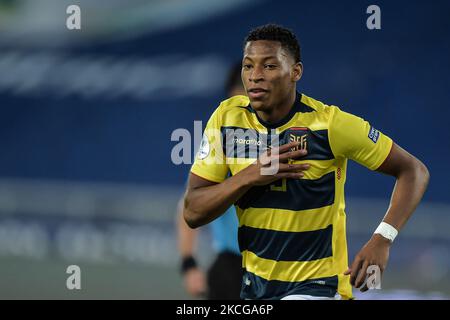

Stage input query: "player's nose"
[{"left": 249, "top": 67, "right": 264, "bottom": 82}]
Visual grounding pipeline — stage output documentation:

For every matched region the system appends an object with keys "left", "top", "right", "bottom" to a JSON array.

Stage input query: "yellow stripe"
[
  {"left": 222, "top": 108, "right": 267, "bottom": 132},
  {"left": 190, "top": 166, "right": 225, "bottom": 183},
  {"left": 242, "top": 250, "right": 335, "bottom": 282},
  {"left": 287, "top": 160, "right": 335, "bottom": 180},
  {"left": 222, "top": 111, "right": 330, "bottom": 135},
  {"left": 237, "top": 205, "right": 335, "bottom": 232},
  {"left": 277, "top": 112, "right": 329, "bottom": 133},
  {"left": 338, "top": 273, "right": 353, "bottom": 299},
  {"left": 220, "top": 93, "right": 333, "bottom": 133}
]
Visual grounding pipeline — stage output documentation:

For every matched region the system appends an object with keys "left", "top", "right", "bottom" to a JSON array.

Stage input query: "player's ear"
[{"left": 292, "top": 62, "right": 303, "bottom": 82}]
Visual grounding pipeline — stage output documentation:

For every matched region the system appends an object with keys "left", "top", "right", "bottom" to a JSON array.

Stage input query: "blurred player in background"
[
  {"left": 183, "top": 24, "right": 430, "bottom": 300},
  {"left": 177, "top": 63, "right": 245, "bottom": 299}
]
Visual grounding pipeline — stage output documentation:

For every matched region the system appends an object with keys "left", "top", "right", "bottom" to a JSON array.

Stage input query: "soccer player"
[
  {"left": 183, "top": 24, "right": 429, "bottom": 300},
  {"left": 177, "top": 63, "right": 245, "bottom": 299}
]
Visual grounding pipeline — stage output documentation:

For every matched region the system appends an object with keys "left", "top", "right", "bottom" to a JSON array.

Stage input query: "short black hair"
[
  {"left": 225, "top": 61, "right": 243, "bottom": 94},
  {"left": 244, "top": 24, "right": 301, "bottom": 63}
]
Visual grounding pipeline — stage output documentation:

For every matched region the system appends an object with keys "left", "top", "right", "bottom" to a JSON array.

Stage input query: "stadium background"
[{"left": 0, "top": 0, "right": 449, "bottom": 299}]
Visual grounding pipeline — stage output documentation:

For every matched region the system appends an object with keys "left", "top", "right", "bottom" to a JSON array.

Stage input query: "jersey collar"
[{"left": 248, "top": 92, "right": 304, "bottom": 129}]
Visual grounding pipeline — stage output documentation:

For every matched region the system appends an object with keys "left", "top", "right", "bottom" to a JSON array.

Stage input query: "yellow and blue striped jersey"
[{"left": 191, "top": 93, "right": 393, "bottom": 300}]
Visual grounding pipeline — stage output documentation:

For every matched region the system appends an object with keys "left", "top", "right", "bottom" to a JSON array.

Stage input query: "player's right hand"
[
  {"left": 183, "top": 267, "right": 207, "bottom": 298},
  {"left": 241, "top": 141, "right": 310, "bottom": 186}
]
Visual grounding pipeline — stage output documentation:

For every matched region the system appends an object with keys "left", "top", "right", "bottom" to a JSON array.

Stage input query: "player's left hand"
[{"left": 344, "top": 234, "right": 391, "bottom": 292}]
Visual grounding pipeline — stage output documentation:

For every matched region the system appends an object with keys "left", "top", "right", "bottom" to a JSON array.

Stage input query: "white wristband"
[{"left": 374, "top": 222, "right": 398, "bottom": 242}]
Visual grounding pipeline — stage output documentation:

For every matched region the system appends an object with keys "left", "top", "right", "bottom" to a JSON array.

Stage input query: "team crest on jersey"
[
  {"left": 197, "top": 134, "right": 210, "bottom": 159},
  {"left": 286, "top": 127, "right": 308, "bottom": 151},
  {"left": 368, "top": 126, "right": 380, "bottom": 143}
]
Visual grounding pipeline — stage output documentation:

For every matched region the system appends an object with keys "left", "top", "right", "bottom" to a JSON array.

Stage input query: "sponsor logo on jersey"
[
  {"left": 368, "top": 126, "right": 380, "bottom": 143},
  {"left": 233, "top": 138, "right": 262, "bottom": 146},
  {"left": 197, "top": 134, "right": 210, "bottom": 159},
  {"left": 287, "top": 127, "right": 308, "bottom": 151}
]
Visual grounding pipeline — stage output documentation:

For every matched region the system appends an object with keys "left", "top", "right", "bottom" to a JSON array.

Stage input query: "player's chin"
[{"left": 249, "top": 97, "right": 269, "bottom": 111}]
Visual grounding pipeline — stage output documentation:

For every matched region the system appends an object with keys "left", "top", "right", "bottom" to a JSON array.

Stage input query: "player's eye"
[
  {"left": 264, "top": 64, "right": 277, "bottom": 69},
  {"left": 243, "top": 64, "right": 252, "bottom": 70}
]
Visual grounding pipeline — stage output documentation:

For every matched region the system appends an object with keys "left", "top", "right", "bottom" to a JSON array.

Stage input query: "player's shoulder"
[
  {"left": 217, "top": 94, "right": 250, "bottom": 111},
  {"left": 212, "top": 95, "right": 251, "bottom": 122},
  {"left": 300, "top": 93, "right": 344, "bottom": 125},
  {"left": 300, "top": 93, "right": 339, "bottom": 114},
  {"left": 206, "top": 95, "right": 249, "bottom": 128}
]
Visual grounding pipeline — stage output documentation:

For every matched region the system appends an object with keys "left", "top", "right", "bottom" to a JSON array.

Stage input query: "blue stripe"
[
  {"left": 221, "top": 126, "right": 268, "bottom": 159},
  {"left": 236, "top": 171, "right": 335, "bottom": 211},
  {"left": 220, "top": 126, "right": 333, "bottom": 160},
  {"left": 240, "top": 271, "right": 338, "bottom": 300},
  {"left": 238, "top": 225, "right": 333, "bottom": 262},
  {"left": 280, "top": 128, "right": 333, "bottom": 161}
]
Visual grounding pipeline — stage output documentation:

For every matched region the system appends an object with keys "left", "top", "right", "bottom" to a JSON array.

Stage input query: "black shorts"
[{"left": 207, "top": 251, "right": 243, "bottom": 300}]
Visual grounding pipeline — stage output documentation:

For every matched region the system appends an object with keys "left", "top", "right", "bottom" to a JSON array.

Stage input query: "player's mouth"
[{"left": 248, "top": 88, "right": 268, "bottom": 99}]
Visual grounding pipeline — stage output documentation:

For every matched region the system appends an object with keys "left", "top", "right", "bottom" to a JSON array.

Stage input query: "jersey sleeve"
[
  {"left": 328, "top": 106, "right": 393, "bottom": 170},
  {"left": 190, "top": 105, "right": 229, "bottom": 183}
]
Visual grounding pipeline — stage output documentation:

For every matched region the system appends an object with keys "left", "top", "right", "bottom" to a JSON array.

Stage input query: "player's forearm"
[
  {"left": 184, "top": 174, "right": 252, "bottom": 229},
  {"left": 382, "top": 159, "right": 429, "bottom": 231}
]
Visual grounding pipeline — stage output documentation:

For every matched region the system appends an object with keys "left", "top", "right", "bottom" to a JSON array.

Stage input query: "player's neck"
[{"left": 256, "top": 90, "right": 296, "bottom": 126}]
